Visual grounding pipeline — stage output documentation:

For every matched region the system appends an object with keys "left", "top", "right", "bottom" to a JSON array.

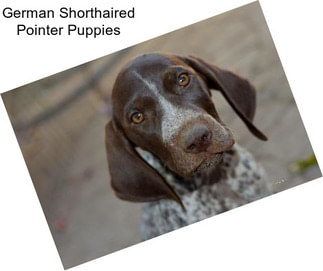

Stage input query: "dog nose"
[{"left": 183, "top": 125, "right": 212, "bottom": 154}]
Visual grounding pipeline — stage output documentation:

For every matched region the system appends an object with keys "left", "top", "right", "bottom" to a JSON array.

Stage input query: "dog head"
[{"left": 105, "top": 53, "right": 266, "bottom": 205}]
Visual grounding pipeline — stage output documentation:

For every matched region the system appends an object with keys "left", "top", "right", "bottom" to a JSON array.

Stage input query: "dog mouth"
[{"left": 194, "top": 152, "right": 224, "bottom": 173}]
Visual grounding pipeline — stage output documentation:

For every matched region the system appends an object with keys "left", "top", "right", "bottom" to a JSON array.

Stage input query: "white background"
[{"left": 0, "top": 0, "right": 322, "bottom": 270}]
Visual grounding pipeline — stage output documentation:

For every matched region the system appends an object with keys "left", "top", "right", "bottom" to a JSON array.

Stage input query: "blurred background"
[{"left": 1, "top": 2, "right": 321, "bottom": 269}]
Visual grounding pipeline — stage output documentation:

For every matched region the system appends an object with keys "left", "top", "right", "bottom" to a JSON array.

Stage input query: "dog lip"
[{"left": 194, "top": 152, "right": 224, "bottom": 173}]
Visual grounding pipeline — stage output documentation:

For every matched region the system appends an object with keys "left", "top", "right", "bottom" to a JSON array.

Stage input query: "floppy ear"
[
  {"left": 181, "top": 55, "right": 267, "bottom": 141},
  {"left": 105, "top": 120, "right": 183, "bottom": 206}
]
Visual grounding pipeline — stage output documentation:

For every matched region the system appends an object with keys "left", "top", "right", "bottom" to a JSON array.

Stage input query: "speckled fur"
[{"left": 138, "top": 144, "right": 272, "bottom": 240}]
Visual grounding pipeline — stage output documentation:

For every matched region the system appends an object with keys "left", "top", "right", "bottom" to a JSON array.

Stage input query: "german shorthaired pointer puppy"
[{"left": 105, "top": 53, "right": 272, "bottom": 240}]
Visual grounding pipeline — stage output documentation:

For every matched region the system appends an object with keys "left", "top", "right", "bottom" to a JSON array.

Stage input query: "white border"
[{"left": 1, "top": 0, "right": 322, "bottom": 270}]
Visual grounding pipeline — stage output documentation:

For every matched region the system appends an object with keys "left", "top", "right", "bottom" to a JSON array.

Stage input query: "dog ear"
[
  {"left": 105, "top": 120, "right": 183, "bottom": 206},
  {"left": 181, "top": 55, "right": 267, "bottom": 141}
]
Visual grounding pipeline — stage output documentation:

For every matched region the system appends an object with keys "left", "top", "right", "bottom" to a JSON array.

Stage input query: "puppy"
[{"left": 105, "top": 53, "right": 271, "bottom": 239}]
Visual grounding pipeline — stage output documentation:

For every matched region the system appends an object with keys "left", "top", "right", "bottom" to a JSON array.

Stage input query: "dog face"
[
  {"left": 112, "top": 53, "right": 234, "bottom": 177},
  {"left": 106, "top": 53, "right": 266, "bottom": 205}
]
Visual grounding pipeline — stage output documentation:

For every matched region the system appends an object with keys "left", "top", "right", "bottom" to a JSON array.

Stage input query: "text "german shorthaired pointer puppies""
[{"left": 105, "top": 53, "right": 272, "bottom": 240}]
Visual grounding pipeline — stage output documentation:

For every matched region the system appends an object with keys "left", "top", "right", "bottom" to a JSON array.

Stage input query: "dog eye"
[
  {"left": 131, "top": 112, "right": 144, "bottom": 124},
  {"left": 178, "top": 73, "right": 190, "bottom": 87}
]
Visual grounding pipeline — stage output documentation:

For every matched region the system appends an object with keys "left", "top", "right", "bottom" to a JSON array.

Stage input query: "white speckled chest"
[{"left": 138, "top": 144, "right": 272, "bottom": 240}]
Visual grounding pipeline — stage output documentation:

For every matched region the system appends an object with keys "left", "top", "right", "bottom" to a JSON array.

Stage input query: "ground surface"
[{"left": 2, "top": 2, "right": 321, "bottom": 269}]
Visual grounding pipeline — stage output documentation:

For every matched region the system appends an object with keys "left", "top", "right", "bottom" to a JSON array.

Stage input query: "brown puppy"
[{"left": 105, "top": 53, "right": 266, "bottom": 207}]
